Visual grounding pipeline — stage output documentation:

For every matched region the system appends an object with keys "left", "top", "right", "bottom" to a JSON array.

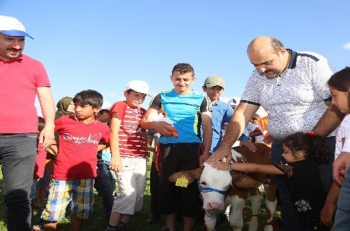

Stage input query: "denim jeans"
[
  {"left": 271, "top": 137, "right": 335, "bottom": 231},
  {"left": 94, "top": 160, "right": 116, "bottom": 218},
  {"left": 331, "top": 168, "right": 350, "bottom": 230},
  {"left": 0, "top": 133, "right": 37, "bottom": 231}
]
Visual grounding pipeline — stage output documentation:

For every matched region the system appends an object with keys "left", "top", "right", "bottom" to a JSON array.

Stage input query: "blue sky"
[{"left": 1, "top": 1, "right": 349, "bottom": 115}]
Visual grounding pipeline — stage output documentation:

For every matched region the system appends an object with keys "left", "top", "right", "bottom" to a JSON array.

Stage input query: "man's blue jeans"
[
  {"left": 271, "top": 137, "right": 335, "bottom": 231},
  {"left": 0, "top": 134, "right": 37, "bottom": 231},
  {"left": 331, "top": 167, "right": 350, "bottom": 230},
  {"left": 94, "top": 160, "right": 116, "bottom": 219}
]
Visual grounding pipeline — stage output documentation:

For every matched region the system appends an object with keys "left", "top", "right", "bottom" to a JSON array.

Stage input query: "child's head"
[
  {"left": 202, "top": 75, "right": 225, "bottom": 102},
  {"left": 282, "top": 132, "right": 330, "bottom": 165},
  {"left": 96, "top": 109, "right": 110, "bottom": 125},
  {"left": 73, "top": 89, "right": 103, "bottom": 121},
  {"left": 38, "top": 116, "right": 45, "bottom": 132},
  {"left": 56, "top": 96, "right": 74, "bottom": 115},
  {"left": 327, "top": 67, "right": 350, "bottom": 114},
  {"left": 251, "top": 114, "right": 261, "bottom": 125},
  {"left": 170, "top": 63, "right": 195, "bottom": 94},
  {"left": 228, "top": 98, "right": 238, "bottom": 110},
  {"left": 124, "top": 80, "right": 149, "bottom": 108}
]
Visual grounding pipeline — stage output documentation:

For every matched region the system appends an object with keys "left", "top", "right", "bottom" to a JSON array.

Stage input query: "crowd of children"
[{"left": 26, "top": 65, "right": 350, "bottom": 231}]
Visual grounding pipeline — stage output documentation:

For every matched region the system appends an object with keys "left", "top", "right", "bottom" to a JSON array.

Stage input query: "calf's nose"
[{"left": 208, "top": 202, "right": 222, "bottom": 210}]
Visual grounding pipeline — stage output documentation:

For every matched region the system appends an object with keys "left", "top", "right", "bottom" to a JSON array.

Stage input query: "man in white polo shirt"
[{"left": 209, "top": 36, "right": 344, "bottom": 231}]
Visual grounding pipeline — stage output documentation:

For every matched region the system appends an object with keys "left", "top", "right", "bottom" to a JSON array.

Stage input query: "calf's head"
[
  {"left": 169, "top": 162, "right": 261, "bottom": 212},
  {"left": 199, "top": 163, "right": 232, "bottom": 211}
]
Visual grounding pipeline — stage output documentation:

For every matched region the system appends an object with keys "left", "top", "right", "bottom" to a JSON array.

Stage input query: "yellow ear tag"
[{"left": 175, "top": 175, "right": 188, "bottom": 188}]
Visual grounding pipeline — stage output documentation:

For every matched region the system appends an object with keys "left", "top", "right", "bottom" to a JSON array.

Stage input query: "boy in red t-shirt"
[
  {"left": 41, "top": 90, "right": 110, "bottom": 231},
  {"left": 105, "top": 80, "right": 149, "bottom": 231}
]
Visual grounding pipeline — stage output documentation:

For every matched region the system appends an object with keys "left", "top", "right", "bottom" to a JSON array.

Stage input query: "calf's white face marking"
[{"left": 199, "top": 163, "right": 232, "bottom": 211}]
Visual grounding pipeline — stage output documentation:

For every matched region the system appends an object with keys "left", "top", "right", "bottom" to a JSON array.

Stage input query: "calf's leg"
[
  {"left": 227, "top": 195, "right": 245, "bottom": 231},
  {"left": 248, "top": 188, "right": 262, "bottom": 231}
]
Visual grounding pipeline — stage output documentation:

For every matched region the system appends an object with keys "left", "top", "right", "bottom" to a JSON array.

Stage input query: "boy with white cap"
[
  {"left": 106, "top": 80, "right": 150, "bottom": 231},
  {"left": 0, "top": 15, "right": 55, "bottom": 231}
]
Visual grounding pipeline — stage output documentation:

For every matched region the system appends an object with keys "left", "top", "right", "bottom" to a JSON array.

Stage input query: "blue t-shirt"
[
  {"left": 210, "top": 100, "right": 233, "bottom": 152},
  {"left": 101, "top": 148, "right": 111, "bottom": 162},
  {"left": 149, "top": 89, "right": 211, "bottom": 144}
]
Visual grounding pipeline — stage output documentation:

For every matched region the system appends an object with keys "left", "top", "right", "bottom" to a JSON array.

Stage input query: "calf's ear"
[
  {"left": 168, "top": 167, "right": 203, "bottom": 184},
  {"left": 231, "top": 171, "right": 262, "bottom": 188}
]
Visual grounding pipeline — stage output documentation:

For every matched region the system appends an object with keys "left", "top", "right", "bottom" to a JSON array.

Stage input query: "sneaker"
[
  {"left": 104, "top": 227, "right": 117, "bottom": 231},
  {"left": 145, "top": 216, "right": 160, "bottom": 224},
  {"left": 116, "top": 224, "right": 130, "bottom": 231}
]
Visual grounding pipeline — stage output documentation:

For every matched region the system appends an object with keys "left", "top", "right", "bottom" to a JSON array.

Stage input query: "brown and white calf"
[{"left": 169, "top": 143, "right": 278, "bottom": 231}]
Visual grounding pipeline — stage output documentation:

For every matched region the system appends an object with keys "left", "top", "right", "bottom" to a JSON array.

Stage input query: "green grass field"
[{"left": 0, "top": 157, "right": 282, "bottom": 231}]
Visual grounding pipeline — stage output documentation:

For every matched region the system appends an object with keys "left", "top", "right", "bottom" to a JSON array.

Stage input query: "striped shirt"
[{"left": 110, "top": 101, "right": 148, "bottom": 158}]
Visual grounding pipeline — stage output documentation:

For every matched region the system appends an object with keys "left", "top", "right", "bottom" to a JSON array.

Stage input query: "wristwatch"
[{"left": 227, "top": 162, "right": 232, "bottom": 171}]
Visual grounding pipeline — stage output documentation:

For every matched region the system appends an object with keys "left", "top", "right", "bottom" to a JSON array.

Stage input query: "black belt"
[{"left": 0, "top": 133, "right": 35, "bottom": 136}]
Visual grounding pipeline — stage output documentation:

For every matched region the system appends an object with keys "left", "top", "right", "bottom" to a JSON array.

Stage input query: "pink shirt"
[
  {"left": 0, "top": 54, "right": 51, "bottom": 133},
  {"left": 52, "top": 116, "right": 110, "bottom": 180}
]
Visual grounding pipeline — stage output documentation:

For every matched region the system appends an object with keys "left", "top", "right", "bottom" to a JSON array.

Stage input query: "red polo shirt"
[{"left": 0, "top": 54, "right": 51, "bottom": 133}]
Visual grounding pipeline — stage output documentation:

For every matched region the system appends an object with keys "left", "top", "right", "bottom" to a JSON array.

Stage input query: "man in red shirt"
[{"left": 0, "top": 15, "right": 55, "bottom": 231}]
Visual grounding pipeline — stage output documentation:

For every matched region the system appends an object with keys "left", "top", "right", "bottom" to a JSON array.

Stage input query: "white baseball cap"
[
  {"left": 125, "top": 80, "right": 149, "bottom": 95},
  {"left": 0, "top": 15, "right": 33, "bottom": 39}
]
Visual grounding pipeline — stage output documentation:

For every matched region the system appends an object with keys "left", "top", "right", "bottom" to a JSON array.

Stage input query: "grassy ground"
[{"left": 0, "top": 157, "right": 282, "bottom": 231}]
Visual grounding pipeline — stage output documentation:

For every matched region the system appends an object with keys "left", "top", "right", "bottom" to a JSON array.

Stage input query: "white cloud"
[
  {"left": 219, "top": 96, "right": 230, "bottom": 104},
  {"left": 343, "top": 42, "right": 350, "bottom": 50},
  {"left": 102, "top": 100, "right": 112, "bottom": 109}
]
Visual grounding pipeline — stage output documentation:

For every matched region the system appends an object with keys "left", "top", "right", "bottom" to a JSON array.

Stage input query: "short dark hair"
[
  {"left": 328, "top": 67, "right": 350, "bottom": 111},
  {"left": 171, "top": 63, "right": 195, "bottom": 76},
  {"left": 282, "top": 132, "right": 330, "bottom": 165},
  {"left": 328, "top": 67, "right": 350, "bottom": 92},
  {"left": 252, "top": 113, "right": 261, "bottom": 120},
  {"left": 38, "top": 116, "right": 45, "bottom": 131},
  {"left": 270, "top": 38, "right": 284, "bottom": 54},
  {"left": 98, "top": 109, "right": 109, "bottom": 115},
  {"left": 73, "top": 89, "right": 103, "bottom": 108}
]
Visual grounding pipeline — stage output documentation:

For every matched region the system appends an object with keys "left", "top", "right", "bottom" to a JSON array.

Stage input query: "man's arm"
[
  {"left": 208, "top": 103, "right": 259, "bottom": 163},
  {"left": 313, "top": 101, "right": 345, "bottom": 136},
  {"left": 199, "top": 111, "right": 212, "bottom": 165},
  {"left": 37, "top": 87, "right": 55, "bottom": 149}
]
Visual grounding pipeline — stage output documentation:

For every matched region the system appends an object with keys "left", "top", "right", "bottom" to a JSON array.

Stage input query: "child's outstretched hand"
[{"left": 210, "top": 161, "right": 230, "bottom": 171}]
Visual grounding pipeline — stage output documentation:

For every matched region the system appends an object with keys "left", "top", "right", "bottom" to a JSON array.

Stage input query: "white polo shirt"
[{"left": 241, "top": 49, "right": 336, "bottom": 139}]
